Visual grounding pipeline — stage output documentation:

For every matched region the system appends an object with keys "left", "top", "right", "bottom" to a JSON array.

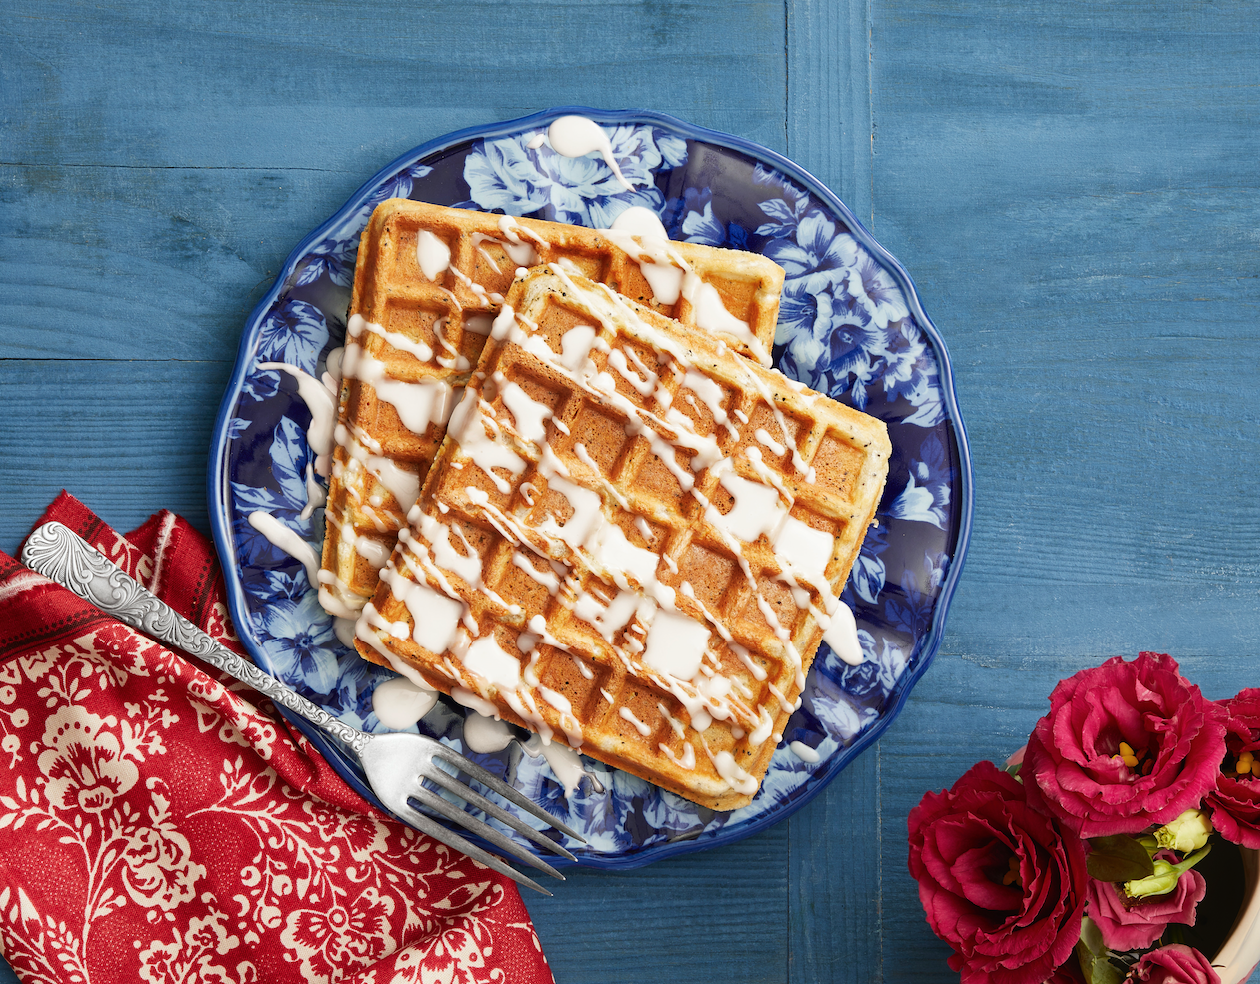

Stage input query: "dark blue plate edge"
[{"left": 206, "top": 105, "right": 975, "bottom": 869}]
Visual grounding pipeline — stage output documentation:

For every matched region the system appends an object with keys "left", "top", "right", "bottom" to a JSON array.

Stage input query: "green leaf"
[
  {"left": 1075, "top": 935, "right": 1125, "bottom": 984},
  {"left": 1086, "top": 835, "right": 1156, "bottom": 882}
]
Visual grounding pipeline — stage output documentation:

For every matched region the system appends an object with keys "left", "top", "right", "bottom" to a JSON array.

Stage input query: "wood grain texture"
[
  {"left": 788, "top": 751, "right": 883, "bottom": 984},
  {"left": 3, "top": 0, "right": 1259, "bottom": 981},
  {"left": 867, "top": 0, "right": 1260, "bottom": 664},
  {"left": 786, "top": 0, "right": 873, "bottom": 226},
  {"left": 524, "top": 826, "right": 790, "bottom": 984},
  {"left": 0, "top": 360, "right": 233, "bottom": 553},
  {"left": 868, "top": 0, "right": 1260, "bottom": 660}
]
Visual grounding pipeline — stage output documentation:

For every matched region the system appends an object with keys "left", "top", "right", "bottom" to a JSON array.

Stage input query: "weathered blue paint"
[{"left": 2, "top": 0, "right": 1257, "bottom": 981}]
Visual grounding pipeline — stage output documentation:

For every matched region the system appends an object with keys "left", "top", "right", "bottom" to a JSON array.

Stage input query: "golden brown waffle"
[
  {"left": 355, "top": 266, "right": 891, "bottom": 810},
  {"left": 318, "top": 199, "right": 786, "bottom": 620}
]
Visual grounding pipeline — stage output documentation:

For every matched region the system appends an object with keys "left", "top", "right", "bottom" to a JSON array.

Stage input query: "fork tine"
[
  {"left": 419, "top": 763, "right": 579, "bottom": 862},
  {"left": 408, "top": 785, "right": 566, "bottom": 879},
  {"left": 392, "top": 800, "right": 553, "bottom": 896},
  {"left": 429, "top": 743, "right": 587, "bottom": 842}
]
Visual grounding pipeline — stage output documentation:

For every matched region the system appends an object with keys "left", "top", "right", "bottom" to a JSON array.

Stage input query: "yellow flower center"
[
  {"left": 1115, "top": 741, "right": 1153, "bottom": 775},
  {"left": 1001, "top": 855, "right": 1021, "bottom": 887}
]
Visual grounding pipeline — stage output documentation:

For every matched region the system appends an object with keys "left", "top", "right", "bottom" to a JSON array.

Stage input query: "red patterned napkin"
[{"left": 0, "top": 493, "right": 555, "bottom": 984}]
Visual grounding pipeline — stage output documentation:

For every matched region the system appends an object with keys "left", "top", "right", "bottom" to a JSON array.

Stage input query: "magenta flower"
[
  {"left": 1204, "top": 687, "right": 1260, "bottom": 849},
  {"left": 1126, "top": 944, "right": 1220, "bottom": 984},
  {"left": 1022, "top": 653, "right": 1227, "bottom": 837},
  {"left": 908, "top": 761, "right": 1088, "bottom": 984},
  {"left": 1086, "top": 867, "right": 1207, "bottom": 951}
]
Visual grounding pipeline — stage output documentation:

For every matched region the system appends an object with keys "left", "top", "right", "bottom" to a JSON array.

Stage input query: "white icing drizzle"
[
  {"left": 537, "top": 686, "right": 584, "bottom": 746},
  {"left": 432, "top": 317, "right": 471, "bottom": 372},
  {"left": 319, "top": 569, "right": 367, "bottom": 618},
  {"left": 448, "top": 263, "right": 505, "bottom": 307},
  {"left": 446, "top": 392, "right": 526, "bottom": 493},
  {"left": 755, "top": 427, "right": 787, "bottom": 456},
  {"left": 708, "top": 467, "right": 788, "bottom": 543},
  {"left": 766, "top": 682, "right": 795, "bottom": 714},
  {"left": 708, "top": 746, "right": 758, "bottom": 796},
  {"left": 378, "top": 566, "right": 464, "bottom": 652},
  {"left": 521, "top": 733, "right": 587, "bottom": 796},
  {"left": 730, "top": 641, "right": 767, "bottom": 682},
  {"left": 589, "top": 524, "right": 658, "bottom": 585},
  {"left": 656, "top": 703, "right": 687, "bottom": 739},
  {"left": 498, "top": 377, "right": 552, "bottom": 443},
  {"left": 373, "top": 676, "right": 438, "bottom": 729},
  {"left": 601, "top": 208, "right": 773, "bottom": 363},
  {"left": 375, "top": 372, "right": 453, "bottom": 436},
  {"left": 332, "top": 617, "right": 357, "bottom": 647},
  {"left": 335, "top": 423, "right": 421, "bottom": 513},
  {"left": 606, "top": 207, "right": 687, "bottom": 305},
  {"left": 324, "top": 346, "right": 345, "bottom": 385},
  {"left": 572, "top": 587, "right": 640, "bottom": 643},
  {"left": 451, "top": 686, "right": 499, "bottom": 719},
  {"left": 257, "top": 361, "right": 338, "bottom": 474},
  {"left": 820, "top": 600, "right": 863, "bottom": 666},
  {"left": 789, "top": 740, "right": 822, "bottom": 763},
  {"left": 463, "top": 711, "right": 515, "bottom": 752},
  {"left": 642, "top": 609, "right": 710, "bottom": 680},
  {"left": 774, "top": 515, "right": 833, "bottom": 586},
  {"left": 472, "top": 230, "right": 540, "bottom": 270},
  {"left": 747, "top": 706, "right": 775, "bottom": 747},
  {"left": 416, "top": 230, "right": 452, "bottom": 280},
  {"left": 558, "top": 324, "right": 599, "bottom": 372},
  {"left": 498, "top": 215, "right": 551, "bottom": 252},
  {"left": 300, "top": 462, "right": 326, "bottom": 521},
  {"left": 464, "top": 313, "right": 495, "bottom": 336},
  {"left": 536, "top": 472, "right": 604, "bottom": 551},
  {"left": 512, "top": 551, "right": 561, "bottom": 593},
  {"left": 248, "top": 511, "right": 320, "bottom": 585},
  {"left": 660, "top": 742, "right": 696, "bottom": 770},
  {"left": 681, "top": 276, "right": 758, "bottom": 353},
  {"left": 462, "top": 635, "right": 522, "bottom": 690},
  {"left": 356, "top": 603, "right": 411, "bottom": 664},
  {"left": 353, "top": 535, "right": 391, "bottom": 570},
  {"left": 619, "top": 706, "right": 652, "bottom": 737},
  {"left": 609, "top": 205, "right": 669, "bottom": 240},
  {"left": 608, "top": 348, "right": 657, "bottom": 398},
  {"left": 546, "top": 115, "right": 634, "bottom": 192},
  {"left": 347, "top": 312, "right": 434, "bottom": 364}
]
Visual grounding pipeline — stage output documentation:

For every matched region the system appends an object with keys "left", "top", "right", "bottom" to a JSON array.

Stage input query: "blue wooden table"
[{"left": 3, "top": 2, "right": 1257, "bottom": 981}]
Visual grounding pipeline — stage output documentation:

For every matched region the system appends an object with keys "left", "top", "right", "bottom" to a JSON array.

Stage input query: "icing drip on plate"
[{"left": 544, "top": 115, "right": 635, "bottom": 192}]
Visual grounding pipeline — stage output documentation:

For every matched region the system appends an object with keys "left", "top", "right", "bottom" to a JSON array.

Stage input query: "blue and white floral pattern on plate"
[{"left": 209, "top": 107, "right": 974, "bottom": 868}]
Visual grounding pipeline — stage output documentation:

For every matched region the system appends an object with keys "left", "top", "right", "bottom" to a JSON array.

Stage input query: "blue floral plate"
[{"left": 208, "top": 107, "right": 973, "bottom": 868}]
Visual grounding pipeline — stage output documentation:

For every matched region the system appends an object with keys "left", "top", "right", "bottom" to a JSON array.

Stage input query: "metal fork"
[{"left": 21, "top": 521, "right": 583, "bottom": 895}]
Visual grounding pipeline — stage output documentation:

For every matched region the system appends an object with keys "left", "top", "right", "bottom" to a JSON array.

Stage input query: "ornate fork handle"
[{"left": 22, "top": 522, "right": 370, "bottom": 753}]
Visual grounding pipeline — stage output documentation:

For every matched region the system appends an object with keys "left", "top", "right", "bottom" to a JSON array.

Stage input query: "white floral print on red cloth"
[{"left": 0, "top": 492, "right": 554, "bottom": 984}]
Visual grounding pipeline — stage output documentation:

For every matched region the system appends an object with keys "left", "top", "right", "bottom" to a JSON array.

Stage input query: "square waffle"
[
  {"left": 318, "top": 199, "right": 787, "bottom": 621},
  {"left": 354, "top": 266, "right": 891, "bottom": 810}
]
